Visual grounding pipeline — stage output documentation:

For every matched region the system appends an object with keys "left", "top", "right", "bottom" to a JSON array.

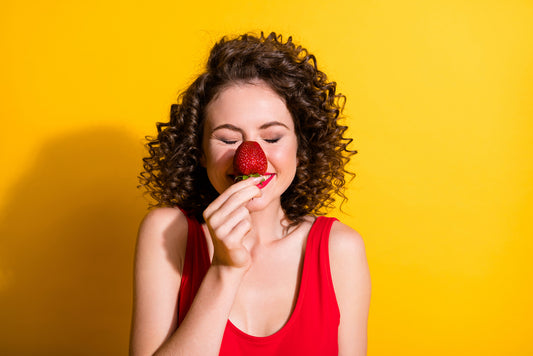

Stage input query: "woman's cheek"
[
  {"left": 207, "top": 145, "right": 234, "bottom": 169},
  {"left": 269, "top": 147, "right": 297, "bottom": 169}
]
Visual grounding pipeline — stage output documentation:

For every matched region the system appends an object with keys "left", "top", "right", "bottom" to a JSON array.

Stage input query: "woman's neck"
[{"left": 247, "top": 204, "right": 292, "bottom": 247}]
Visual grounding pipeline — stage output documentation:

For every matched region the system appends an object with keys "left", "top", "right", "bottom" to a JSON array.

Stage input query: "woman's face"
[{"left": 201, "top": 81, "right": 298, "bottom": 211}]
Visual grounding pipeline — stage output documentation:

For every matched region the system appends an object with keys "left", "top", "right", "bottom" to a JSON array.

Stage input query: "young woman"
[{"left": 130, "top": 32, "right": 371, "bottom": 356}]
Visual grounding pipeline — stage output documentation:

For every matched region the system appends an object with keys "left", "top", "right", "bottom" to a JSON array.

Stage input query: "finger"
[
  {"left": 204, "top": 187, "right": 256, "bottom": 228},
  {"left": 211, "top": 205, "right": 250, "bottom": 240},
  {"left": 227, "top": 216, "right": 252, "bottom": 244},
  {"left": 215, "top": 186, "right": 260, "bottom": 220},
  {"left": 204, "top": 176, "right": 263, "bottom": 218},
  {"left": 208, "top": 176, "right": 262, "bottom": 214},
  {"left": 204, "top": 182, "right": 262, "bottom": 223},
  {"left": 224, "top": 220, "right": 253, "bottom": 267}
]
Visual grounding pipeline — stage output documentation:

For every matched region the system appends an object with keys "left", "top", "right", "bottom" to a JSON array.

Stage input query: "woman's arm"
[
  {"left": 329, "top": 221, "right": 371, "bottom": 356},
  {"left": 130, "top": 177, "right": 263, "bottom": 356},
  {"left": 129, "top": 207, "right": 187, "bottom": 355}
]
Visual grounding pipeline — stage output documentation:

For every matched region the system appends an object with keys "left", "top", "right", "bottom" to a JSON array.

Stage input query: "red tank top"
[{"left": 177, "top": 214, "right": 340, "bottom": 355}]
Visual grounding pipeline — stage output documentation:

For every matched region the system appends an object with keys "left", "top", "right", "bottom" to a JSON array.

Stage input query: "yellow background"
[{"left": 1, "top": 0, "right": 532, "bottom": 354}]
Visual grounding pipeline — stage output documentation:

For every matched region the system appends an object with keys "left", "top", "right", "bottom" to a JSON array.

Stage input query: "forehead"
[{"left": 204, "top": 81, "right": 294, "bottom": 130}]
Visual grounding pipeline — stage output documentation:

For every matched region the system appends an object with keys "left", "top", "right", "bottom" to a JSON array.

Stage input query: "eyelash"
[
  {"left": 219, "top": 138, "right": 281, "bottom": 144},
  {"left": 221, "top": 139, "right": 238, "bottom": 145}
]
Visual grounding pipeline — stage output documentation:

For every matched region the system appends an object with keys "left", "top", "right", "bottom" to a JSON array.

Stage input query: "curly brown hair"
[{"left": 139, "top": 32, "right": 356, "bottom": 224}]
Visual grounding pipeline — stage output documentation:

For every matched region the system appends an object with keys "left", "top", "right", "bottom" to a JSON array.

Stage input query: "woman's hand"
[{"left": 203, "top": 176, "right": 263, "bottom": 270}]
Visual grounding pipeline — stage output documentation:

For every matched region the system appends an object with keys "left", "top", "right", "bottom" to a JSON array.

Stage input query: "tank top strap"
[
  {"left": 306, "top": 215, "right": 337, "bottom": 259},
  {"left": 302, "top": 216, "right": 340, "bottom": 321},
  {"left": 177, "top": 210, "right": 210, "bottom": 325}
]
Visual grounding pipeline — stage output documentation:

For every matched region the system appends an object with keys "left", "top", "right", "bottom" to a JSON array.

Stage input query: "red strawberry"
[{"left": 233, "top": 141, "right": 267, "bottom": 180}]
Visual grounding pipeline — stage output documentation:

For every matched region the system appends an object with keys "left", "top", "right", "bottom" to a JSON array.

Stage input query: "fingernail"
[{"left": 252, "top": 176, "right": 265, "bottom": 183}]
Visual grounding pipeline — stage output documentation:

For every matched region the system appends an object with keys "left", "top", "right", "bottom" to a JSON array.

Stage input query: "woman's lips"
[{"left": 257, "top": 173, "right": 275, "bottom": 189}]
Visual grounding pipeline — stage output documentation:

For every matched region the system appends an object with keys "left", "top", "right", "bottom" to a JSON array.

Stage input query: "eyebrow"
[{"left": 211, "top": 121, "right": 290, "bottom": 133}]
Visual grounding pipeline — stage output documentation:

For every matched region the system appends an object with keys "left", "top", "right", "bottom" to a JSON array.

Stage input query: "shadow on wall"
[{"left": 0, "top": 127, "right": 150, "bottom": 355}]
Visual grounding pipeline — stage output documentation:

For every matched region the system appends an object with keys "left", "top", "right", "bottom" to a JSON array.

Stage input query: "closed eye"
[
  {"left": 264, "top": 138, "right": 281, "bottom": 143},
  {"left": 214, "top": 135, "right": 239, "bottom": 144},
  {"left": 221, "top": 139, "right": 238, "bottom": 144}
]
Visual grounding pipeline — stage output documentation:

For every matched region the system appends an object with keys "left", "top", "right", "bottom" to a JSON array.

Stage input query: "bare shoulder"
[
  {"left": 329, "top": 220, "right": 367, "bottom": 261},
  {"left": 136, "top": 207, "right": 189, "bottom": 274},
  {"left": 138, "top": 207, "right": 188, "bottom": 239}
]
